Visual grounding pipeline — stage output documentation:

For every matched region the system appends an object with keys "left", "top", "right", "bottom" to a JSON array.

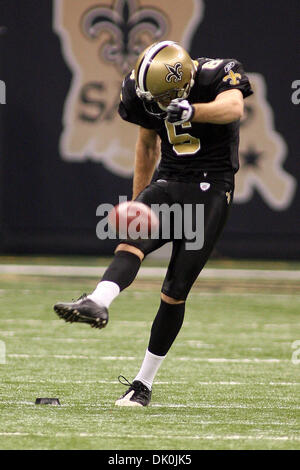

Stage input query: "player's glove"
[{"left": 166, "top": 99, "right": 195, "bottom": 125}]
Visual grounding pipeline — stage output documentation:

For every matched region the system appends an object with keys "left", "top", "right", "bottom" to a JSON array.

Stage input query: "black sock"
[
  {"left": 148, "top": 299, "right": 185, "bottom": 356},
  {"left": 101, "top": 250, "right": 141, "bottom": 291}
]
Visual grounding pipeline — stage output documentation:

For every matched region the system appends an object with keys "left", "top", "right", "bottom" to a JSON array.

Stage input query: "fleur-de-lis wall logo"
[
  {"left": 54, "top": 0, "right": 203, "bottom": 173},
  {"left": 165, "top": 62, "right": 183, "bottom": 82},
  {"left": 81, "top": 0, "right": 168, "bottom": 75}
]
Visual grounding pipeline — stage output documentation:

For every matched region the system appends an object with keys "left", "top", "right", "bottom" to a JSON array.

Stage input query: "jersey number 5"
[{"left": 165, "top": 121, "right": 201, "bottom": 155}]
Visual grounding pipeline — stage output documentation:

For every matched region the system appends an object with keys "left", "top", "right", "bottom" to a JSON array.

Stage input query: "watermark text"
[{"left": 96, "top": 196, "right": 204, "bottom": 250}]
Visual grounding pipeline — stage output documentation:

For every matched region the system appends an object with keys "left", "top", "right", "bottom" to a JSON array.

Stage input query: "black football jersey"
[{"left": 118, "top": 58, "right": 253, "bottom": 179}]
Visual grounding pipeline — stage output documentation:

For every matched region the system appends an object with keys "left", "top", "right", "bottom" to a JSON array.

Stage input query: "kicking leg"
[
  {"left": 87, "top": 245, "right": 144, "bottom": 307},
  {"left": 54, "top": 182, "right": 170, "bottom": 328},
  {"left": 53, "top": 244, "right": 144, "bottom": 329}
]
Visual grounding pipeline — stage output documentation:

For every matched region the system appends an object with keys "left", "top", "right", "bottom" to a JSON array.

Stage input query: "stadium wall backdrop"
[{"left": 0, "top": 0, "right": 299, "bottom": 259}]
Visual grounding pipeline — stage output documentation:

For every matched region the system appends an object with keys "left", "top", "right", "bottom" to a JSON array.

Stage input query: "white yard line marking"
[
  {"left": 30, "top": 337, "right": 104, "bottom": 343},
  {"left": 1, "top": 264, "right": 300, "bottom": 280},
  {"left": 178, "top": 357, "right": 289, "bottom": 363},
  {"left": 0, "top": 401, "right": 299, "bottom": 410},
  {"left": 197, "top": 381, "right": 300, "bottom": 386},
  {"left": 0, "top": 319, "right": 150, "bottom": 325},
  {"left": 151, "top": 404, "right": 300, "bottom": 410},
  {"left": 139, "top": 416, "right": 298, "bottom": 426},
  {"left": 7, "top": 354, "right": 135, "bottom": 360},
  {"left": 1, "top": 289, "right": 299, "bottom": 298},
  {"left": 1, "top": 290, "right": 300, "bottom": 299},
  {"left": 6, "top": 354, "right": 290, "bottom": 363},
  {"left": 6, "top": 354, "right": 292, "bottom": 364},
  {"left": 3, "top": 379, "right": 299, "bottom": 386},
  {"left": 190, "top": 292, "right": 300, "bottom": 298},
  {"left": 0, "top": 431, "right": 299, "bottom": 441},
  {"left": 0, "top": 320, "right": 60, "bottom": 325}
]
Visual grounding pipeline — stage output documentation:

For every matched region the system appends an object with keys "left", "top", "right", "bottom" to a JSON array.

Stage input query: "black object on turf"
[
  {"left": 35, "top": 398, "right": 60, "bottom": 405},
  {"left": 54, "top": 294, "right": 108, "bottom": 329}
]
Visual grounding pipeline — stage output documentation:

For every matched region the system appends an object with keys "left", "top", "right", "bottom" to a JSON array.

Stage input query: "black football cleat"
[
  {"left": 115, "top": 375, "right": 152, "bottom": 407},
  {"left": 54, "top": 294, "right": 108, "bottom": 329}
]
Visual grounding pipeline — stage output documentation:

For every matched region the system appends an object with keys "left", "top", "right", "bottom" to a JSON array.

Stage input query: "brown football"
[{"left": 108, "top": 201, "right": 159, "bottom": 239}]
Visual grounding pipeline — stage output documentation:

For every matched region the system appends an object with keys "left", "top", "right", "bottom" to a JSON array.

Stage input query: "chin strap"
[
  {"left": 142, "top": 100, "right": 167, "bottom": 118},
  {"left": 136, "top": 87, "right": 152, "bottom": 101}
]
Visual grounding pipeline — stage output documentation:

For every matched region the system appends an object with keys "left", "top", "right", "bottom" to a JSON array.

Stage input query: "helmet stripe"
[{"left": 137, "top": 41, "right": 176, "bottom": 93}]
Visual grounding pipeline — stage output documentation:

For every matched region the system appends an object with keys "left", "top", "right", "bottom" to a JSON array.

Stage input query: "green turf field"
[{"left": 0, "top": 263, "right": 299, "bottom": 450}]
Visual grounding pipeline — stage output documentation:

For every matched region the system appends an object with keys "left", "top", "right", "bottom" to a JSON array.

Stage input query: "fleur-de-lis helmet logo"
[
  {"left": 81, "top": 0, "right": 168, "bottom": 75},
  {"left": 165, "top": 62, "right": 183, "bottom": 83}
]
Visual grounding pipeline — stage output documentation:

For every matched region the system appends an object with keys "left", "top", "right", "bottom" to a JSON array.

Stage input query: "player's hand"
[{"left": 166, "top": 99, "right": 195, "bottom": 125}]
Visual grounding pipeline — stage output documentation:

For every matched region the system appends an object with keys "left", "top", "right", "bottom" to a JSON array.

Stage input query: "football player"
[{"left": 54, "top": 41, "right": 253, "bottom": 407}]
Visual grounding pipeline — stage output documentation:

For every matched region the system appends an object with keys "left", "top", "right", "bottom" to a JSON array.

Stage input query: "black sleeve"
[
  {"left": 118, "top": 73, "right": 155, "bottom": 129},
  {"left": 210, "top": 59, "right": 253, "bottom": 99}
]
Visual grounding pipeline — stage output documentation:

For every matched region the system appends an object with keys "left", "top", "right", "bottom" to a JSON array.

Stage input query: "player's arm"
[
  {"left": 192, "top": 89, "right": 244, "bottom": 124},
  {"left": 166, "top": 89, "right": 244, "bottom": 125},
  {"left": 132, "top": 127, "right": 160, "bottom": 199}
]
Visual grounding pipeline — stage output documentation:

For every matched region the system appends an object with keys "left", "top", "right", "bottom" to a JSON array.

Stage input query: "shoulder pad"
[
  {"left": 120, "top": 70, "right": 137, "bottom": 105},
  {"left": 199, "top": 58, "right": 242, "bottom": 73},
  {"left": 196, "top": 58, "right": 244, "bottom": 85},
  {"left": 196, "top": 58, "right": 253, "bottom": 98}
]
